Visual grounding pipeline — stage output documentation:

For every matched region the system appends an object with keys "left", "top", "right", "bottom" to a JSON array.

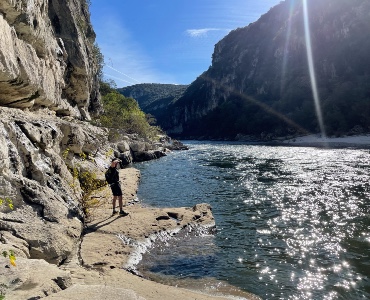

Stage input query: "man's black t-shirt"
[
  {"left": 105, "top": 167, "right": 119, "bottom": 184},
  {"left": 106, "top": 167, "right": 122, "bottom": 196}
]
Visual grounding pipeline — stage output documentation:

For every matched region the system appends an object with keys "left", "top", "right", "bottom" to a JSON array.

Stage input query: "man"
[{"left": 105, "top": 158, "right": 129, "bottom": 216}]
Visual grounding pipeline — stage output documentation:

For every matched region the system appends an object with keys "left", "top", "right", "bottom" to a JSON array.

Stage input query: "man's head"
[{"left": 111, "top": 158, "right": 121, "bottom": 168}]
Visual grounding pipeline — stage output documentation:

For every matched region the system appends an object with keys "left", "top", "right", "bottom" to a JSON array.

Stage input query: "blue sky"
[{"left": 90, "top": 0, "right": 282, "bottom": 87}]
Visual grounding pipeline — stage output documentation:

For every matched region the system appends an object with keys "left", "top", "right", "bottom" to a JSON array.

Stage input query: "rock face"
[
  {"left": 0, "top": 107, "right": 110, "bottom": 265},
  {"left": 0, "top": 258, "right": 72, "bottom": 299},
  {"left": 0, "top": 110, "right": 191, "bottom": 298},
  {"left": 0, "top": 3, "right": 189, "bottom": 298},
  {"left": 0, "top": 0, "right": 106, "bottom": 296},
  {"left": 0, "top": 1, "right": 206, "bottom": 299},
  {"left": 146, "top": 0, "right": 370, "bottom": 139},
  {"left": 0, "top": 0, "right": 101, "bottom": 119},
  {"left": 0, "top": 105, "right": 123, "bottom": 298}
]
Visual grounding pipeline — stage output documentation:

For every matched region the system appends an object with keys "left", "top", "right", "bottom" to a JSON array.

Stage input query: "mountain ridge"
[
  {"left": 126, "top": 0, "right": 370, "bottom": 140},
  {"left": 118, "top": 83, "right": 188, "bottom": 128}
]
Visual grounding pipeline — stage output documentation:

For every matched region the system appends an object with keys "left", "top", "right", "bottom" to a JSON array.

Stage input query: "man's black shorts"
[{"left": 110, "top": 182, "right": 122, "bottom": 196}]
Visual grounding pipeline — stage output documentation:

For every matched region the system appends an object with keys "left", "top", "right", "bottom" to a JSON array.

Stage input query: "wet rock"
[
  {"left": 118, "top": 151, "right": 133, "bottom": 165},
  {"left": 133, "top": 151, "right": 158, "bottom": 162}
]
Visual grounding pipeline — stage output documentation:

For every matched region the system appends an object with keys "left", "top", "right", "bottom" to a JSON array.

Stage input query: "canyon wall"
[
  {"left": 148, "top": 0, "right": 370, "bottom": 139},
  {"left": 0, "top": 0, "right": 108, "bottom": 296},
  {"left": 0, "top": 0, "right": 101, "bottom": 119}
]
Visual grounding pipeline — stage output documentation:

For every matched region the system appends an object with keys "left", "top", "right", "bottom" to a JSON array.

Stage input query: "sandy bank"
[
  {"left": 52, "top": 167, "right": 259, "bottom": 300},
  {"left": 281, "top": 134, "right": 370, "bottom": 148}
]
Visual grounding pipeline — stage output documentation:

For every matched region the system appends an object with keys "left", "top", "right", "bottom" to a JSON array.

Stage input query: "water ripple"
[{"left": 136, "top": 142, "right": 370, "bottom": 299}]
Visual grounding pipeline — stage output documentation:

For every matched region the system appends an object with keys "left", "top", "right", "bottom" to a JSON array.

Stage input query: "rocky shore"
[
  {"left": 280, "top": 134, "right": 370, "bottom": 148},
  {"left": 1, "top": 165, "right": 258, "bottom": 300},
  {"left": 233, "top": 133, "right": 370, "bottom": 148},
  {"left": 0, "top": 1, "right": 253, "bottom": 298}
]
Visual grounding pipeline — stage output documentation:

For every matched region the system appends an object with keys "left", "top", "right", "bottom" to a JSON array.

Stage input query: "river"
[{"left": 134, "top": 141, "right": 370, "bottom": 300}]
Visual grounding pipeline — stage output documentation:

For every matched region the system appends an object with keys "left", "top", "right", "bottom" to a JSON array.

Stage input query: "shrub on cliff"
[
  {"left": 0, "top": 198, "right": 16, "bottom": 267},
  {"left": 98, "top": 81, "right": 162, "bottom": 139}
]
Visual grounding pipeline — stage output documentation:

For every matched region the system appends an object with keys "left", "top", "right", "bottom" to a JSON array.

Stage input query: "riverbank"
[
  {"left": 54, "top": 167, "right": 259, "bottom": 300},
  {"left": 184, "top": 133, "right": 370, "bottom": 149},
  {"left": 280, "top": 134, "right": 370, "bottom": 148}
]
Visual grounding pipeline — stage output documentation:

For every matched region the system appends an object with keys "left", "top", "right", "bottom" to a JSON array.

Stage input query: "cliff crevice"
[
  {"left": 0, "top": 0, "right": 107, "bottom": 295},
  {"left": 0, "top": 0, "right": 100, "bottom": 119}
]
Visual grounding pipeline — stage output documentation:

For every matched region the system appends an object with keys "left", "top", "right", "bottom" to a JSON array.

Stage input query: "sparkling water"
[{"left": 134, "top": 141, "right": 370, "bottom": 300}]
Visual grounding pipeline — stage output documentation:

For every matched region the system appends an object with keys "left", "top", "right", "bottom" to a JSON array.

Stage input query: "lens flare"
[
  {"left": 302, "top": 0, "right": 327, "bottom": 138},
  {"left": 281, "top": 0, "right": 296, "bottom": 93}
]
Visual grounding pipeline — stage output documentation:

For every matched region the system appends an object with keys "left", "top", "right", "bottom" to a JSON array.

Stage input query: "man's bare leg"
[
  {"left": 112, "top": 196, "right": 118, "bottom": 213},
  {"left": 118, "top": 196, "right": 128, "bottom": 216},
  {"left": 118, "top": 195, "right": 123, "bottom": 212}
]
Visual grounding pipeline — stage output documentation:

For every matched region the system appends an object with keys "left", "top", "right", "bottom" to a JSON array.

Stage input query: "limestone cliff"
[
  {"left": 157, "top": 0, "right": 370, "bottom": 139},
  {"left": 0, "top": 0, "right": 107, "bottom": 296},
  {"left": 0, "top": 3, "right": 191, "bottom": 298},
  {"left": 0, "top": 0, "right": 101, "bottom": 119}
]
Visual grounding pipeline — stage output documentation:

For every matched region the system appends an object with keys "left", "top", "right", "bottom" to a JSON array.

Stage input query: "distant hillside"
[
  {"left": 157, "top": 0, "right": 370, "bottom": 139},
  {"left": 117, "top": 83, "right": 188, "bottom": 127}
]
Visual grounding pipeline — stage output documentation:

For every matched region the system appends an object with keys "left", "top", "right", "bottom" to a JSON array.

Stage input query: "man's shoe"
[
  {"left": 119, "top": 210, "right": 129, "bottom": 216},
  {"left": 112, "top": 210, "right": 118, "bottom": 215}
]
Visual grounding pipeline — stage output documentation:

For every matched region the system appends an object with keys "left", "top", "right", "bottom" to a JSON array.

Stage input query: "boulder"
[
  {"left": 154, "top": 150, "right": 167, "bottom": 158},
  {"left": 129, "top": 142, "right": 146, "bottom": 153},
  {"left": 0, "top": 258, "right": 72, "bottom": 299},
  {"left": 119, "top": 151, "right": 133, "bottom": 165},
  {"left": 60, "top": 122, "right": 106, "bottom": 155},
  {"left": 164, "top": 139, "right": 189, "bottom": 150},
  {"left": 144, "top": 142, "right": 152, "bottom": 151},
  {"left": 133, "top": 151, "right": 158, "bottom": 162},
  {"left": 117, "top": 141, "right": 130, "bottom": 152}
]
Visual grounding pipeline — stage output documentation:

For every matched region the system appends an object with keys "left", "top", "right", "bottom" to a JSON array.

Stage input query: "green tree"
[
  {"left": 92, "top": 43, "right": 104, "bottom": 81},
  {"left": 98, "top": 81, "right": 162, "bottom": 138}
]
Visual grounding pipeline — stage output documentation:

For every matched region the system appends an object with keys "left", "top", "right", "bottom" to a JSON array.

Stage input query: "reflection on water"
[{"left": 135, "top": 141, "right": 370, "bottom": 300}]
